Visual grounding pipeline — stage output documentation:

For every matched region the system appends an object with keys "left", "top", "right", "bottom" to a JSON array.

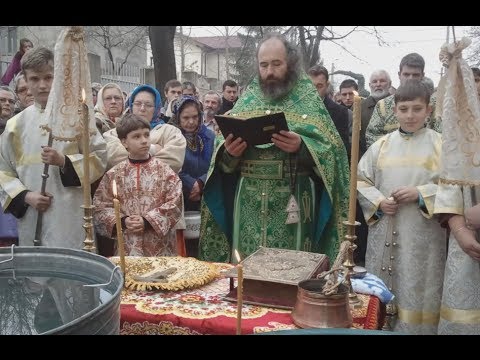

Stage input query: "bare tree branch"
[{"left": 85, "top": 26, "right": 147, "bottom": 74}]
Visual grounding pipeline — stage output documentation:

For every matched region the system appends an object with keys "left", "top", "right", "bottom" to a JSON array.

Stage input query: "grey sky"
[{"left": 191, "top": 26, "right": 471, "bottom": 91}]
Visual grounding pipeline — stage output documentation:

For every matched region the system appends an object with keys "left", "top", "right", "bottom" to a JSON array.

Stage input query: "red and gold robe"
[{"left": 93, "top": 157, "right": 183, "bottom": 256}]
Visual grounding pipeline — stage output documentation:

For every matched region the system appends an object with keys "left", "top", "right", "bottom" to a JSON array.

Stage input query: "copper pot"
[{"left": 291, "top": 279, "right": 352, "bottom": 329}]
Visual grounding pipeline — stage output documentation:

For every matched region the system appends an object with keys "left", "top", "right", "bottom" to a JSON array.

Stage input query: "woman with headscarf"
[
  {"left": 103, "top": 84, "right": 186, "bottom": 172},
  {"left": 169, "top": 95, "right": 215, "bottom": 211},
  {"left": 1, "top": 38, "right": 33, "bottom": 86},
  {"left": 94, "top": 83, "right": 125, "bottom": 134}
]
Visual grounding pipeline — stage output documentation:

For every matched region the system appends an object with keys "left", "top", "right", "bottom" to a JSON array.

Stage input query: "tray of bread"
[{"left": 110, "top": 256, "right": 219, "bottom": 291}]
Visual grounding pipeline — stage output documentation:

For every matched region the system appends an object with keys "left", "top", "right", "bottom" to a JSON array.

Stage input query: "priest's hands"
[
  {"left": 125, "top": 215, "right": 145, "bottom": 234},
  {"left": 225, "top": 134, "right": 247, "bottom": 157},
  {"left": 41, "top": 146, "right": 65, "bottom": 167},
  {"left": 272, "top": 130, "right": 302, "bottom": 153},
  {"left": 391, "top": 186, "right": 419, "bottom": 204},
  {"left": 25, "top": 191, "right": 53, "bottom": 212}
]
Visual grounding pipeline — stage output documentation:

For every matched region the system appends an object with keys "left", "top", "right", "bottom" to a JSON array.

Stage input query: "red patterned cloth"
[{"left": 120, "top": 267, "right": 383, "bottom": 335}]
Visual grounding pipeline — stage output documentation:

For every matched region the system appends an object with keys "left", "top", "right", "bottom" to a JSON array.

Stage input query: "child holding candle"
[
  {"left": 356, "top": 79, "right": 446, "bottom": 335},
  {"left": 93, "top": 113, "right": 183, "bottom": 256}
]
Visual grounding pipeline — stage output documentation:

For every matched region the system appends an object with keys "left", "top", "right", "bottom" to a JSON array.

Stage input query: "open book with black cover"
[{"left": 214, "top": 112, "right": 289, "bottom": 145}]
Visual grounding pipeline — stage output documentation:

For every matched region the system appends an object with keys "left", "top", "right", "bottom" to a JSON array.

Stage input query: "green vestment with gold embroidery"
[{"left": 198, "top": 74, "right": 350, "bottom": 262}]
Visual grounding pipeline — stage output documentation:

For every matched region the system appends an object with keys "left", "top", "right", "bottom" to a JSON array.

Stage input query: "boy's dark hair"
[
  {"left": 116, "top": 113, "right": 150, "bottom": 140},
  {"left": 164, "top": 79, "right": 182, "bottom": 93},
  {"left": 307, "top": 64, "right": 329, "bottom": 81},
  {"left": 339, "top": 79, "right": 358, "bottom": 91},
  {"left": 399, "top": 53, "right": 425, "bottom": 73},
  {"left": 472, "top": 67, "right": 480, "bottom": 78},
  {"left": 222, "top": 79, "right": 238, "bottom": 90},
  {"left": 394, "top": 79, "right": 430, "bottom": 105}
]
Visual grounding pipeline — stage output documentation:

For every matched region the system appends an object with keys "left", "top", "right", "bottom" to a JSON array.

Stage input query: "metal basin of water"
[{"left": 0, "top": 246, "right": 123, "bottom": 335}]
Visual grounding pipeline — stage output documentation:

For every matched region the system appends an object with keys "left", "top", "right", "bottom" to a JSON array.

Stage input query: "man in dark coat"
[
  {"left": 218, "top": 79, "right": 239, "bottom": 115},
  {"left": 308, "top": 65, "right": 350, "bottom": 158}
]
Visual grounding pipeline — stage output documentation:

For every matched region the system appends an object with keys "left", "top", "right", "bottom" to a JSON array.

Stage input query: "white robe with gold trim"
[
  {"left": 434, "top": 184, "right": 480, "bottom": 334},
  {"left": 0, "top": 104, "right": 107, "bottom": 249},
  {"left": 357, "top": 128, "right": 446, "bottom": 334}
]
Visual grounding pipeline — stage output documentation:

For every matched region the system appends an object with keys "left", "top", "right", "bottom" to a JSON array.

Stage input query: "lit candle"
[
  {"left": 81, "top": 88, "right": 91, "bottom": 207},
  {"left": 112, "top": 179, "right": 126, "bottom": 275},
  {"left": 234, "top": 249, "right": 243, "bottom": 335},
  {"left": 348, "top": 94, "right": 362, "bottom": 224}
]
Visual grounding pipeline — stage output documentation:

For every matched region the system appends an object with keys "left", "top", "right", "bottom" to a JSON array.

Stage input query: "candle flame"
[
  {"left": 112, "top": 179, "right": 117, "bottom": 198},
  {"left": 234, "top": 249, "right": 241, "bottom": 264},
  {"left": 81, "top": 88, "right": 86, "bottom": 103}
]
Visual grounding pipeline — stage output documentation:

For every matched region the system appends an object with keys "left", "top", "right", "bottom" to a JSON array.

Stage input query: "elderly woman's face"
[
  {"left": 102, "top": 88, "right": 124, "bottom": 118},
  {"left": 179, "top": 103, "right": 200, "bottom": 134}
]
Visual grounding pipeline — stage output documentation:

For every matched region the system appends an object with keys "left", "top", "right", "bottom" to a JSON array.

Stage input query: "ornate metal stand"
[
  {"left": 342, "top": 220, "right": 363, "bottom": 308},
  {"left": 82, "top": 204, "right": 96, "bottom": 252},
  {"left": 34, "top": 132, "right": 54, "bottom": 246},
  {"left": 381, "top": 301, "right": 398, "bottom": 331}
]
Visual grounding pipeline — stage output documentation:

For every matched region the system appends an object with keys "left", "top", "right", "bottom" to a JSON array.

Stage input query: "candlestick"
[
  {"left": 234, "top": 249, "right": 243, "bottom": 335},
  {"left": 112, "top": 179, "right": 126, "bottom": 276},
  {"left": 342, "top": 93, "right": 363, "bottom": 308},
  {"left": 348, "top": 94, "right": 362, "bottom": 224},
  {"left": 81, "top": 88, "right": 91, "bottom": 207},
  {"left": 81, "top": 88, "right": 95, "bottom": 252}
]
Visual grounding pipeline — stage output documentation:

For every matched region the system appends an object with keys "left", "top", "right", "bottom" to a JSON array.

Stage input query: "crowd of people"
[{"left": 1, "top": 32, "right": 480, "bottom": 335}]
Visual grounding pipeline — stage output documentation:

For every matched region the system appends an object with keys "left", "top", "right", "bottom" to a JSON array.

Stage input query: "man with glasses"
[{"left": 0, "top": 86, "right": 16, "bottom": 125}]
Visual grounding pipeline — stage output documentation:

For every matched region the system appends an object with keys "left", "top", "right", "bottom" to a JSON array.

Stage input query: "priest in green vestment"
[{"left": 198, "top": 33, "right": 350, "bottom": 263}]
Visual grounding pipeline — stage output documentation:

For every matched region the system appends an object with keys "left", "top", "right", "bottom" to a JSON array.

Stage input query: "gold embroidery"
[
  {"left": 303, "top": 238, "right": 311, "bottom": 252},
  {"left": 397, "top": 307, "right": 440, "bottom": 325},
  {"left": 383, "top": 123, "right": 400, "bottom": 132},
  {"left": 440, "top": 305, "right": 480, "bottom": 324},
  {"left": 439, "top": 177, "right": 480, "bottom": 186},
  {"left": 302, "top": 191, "right": 311, "bottom": 223}
]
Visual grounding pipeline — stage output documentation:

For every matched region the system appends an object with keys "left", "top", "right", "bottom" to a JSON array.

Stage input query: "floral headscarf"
[{"left": 169, "top": 95, "right": 212, "bottom": 160}]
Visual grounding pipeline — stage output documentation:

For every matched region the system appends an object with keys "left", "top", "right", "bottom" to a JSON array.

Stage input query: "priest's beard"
[{"left": 259, "top": 68, "right": 299, "bottom": 101}]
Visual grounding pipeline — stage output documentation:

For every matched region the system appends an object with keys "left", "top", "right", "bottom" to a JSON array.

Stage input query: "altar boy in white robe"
[
  {"left": 0, "top": 46, "right": 107, "bottom": 249},
  {"left": 357, "top": 79, "right": 446, "bottom": 334}
]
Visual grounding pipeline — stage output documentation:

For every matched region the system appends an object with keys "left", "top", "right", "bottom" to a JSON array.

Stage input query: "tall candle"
[
  {"left": 112, "top": 179, "right": 126, "bottom": 275},
  {"left": 234, "top": 249, "right": 243, "bottom": 335},
  {"left": 81, "top": 88, "right": 91, "bottom": 207},
  {"left": 348, "top": 94, "right": 362, "bottom": 224}
]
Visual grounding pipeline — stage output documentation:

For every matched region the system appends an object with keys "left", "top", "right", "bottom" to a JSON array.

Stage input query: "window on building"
[{"left": 7, "top": 27, "right": 17, "bottom": 54}]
